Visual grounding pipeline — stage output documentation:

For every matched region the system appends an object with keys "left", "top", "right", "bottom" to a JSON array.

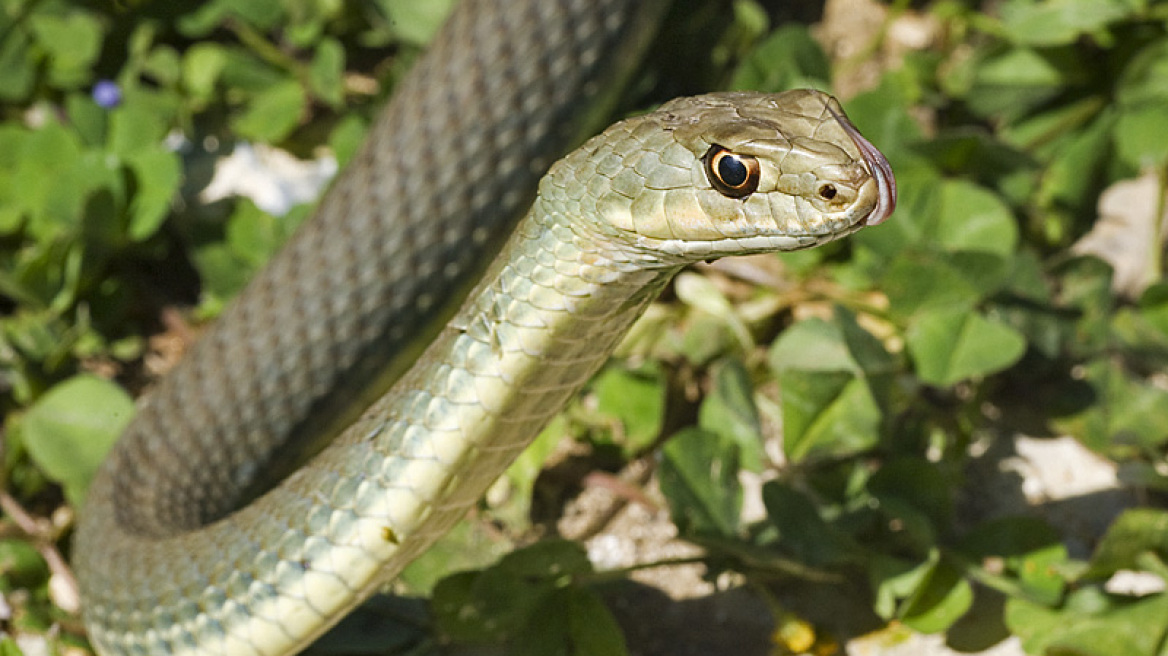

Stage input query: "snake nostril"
[{"left": 818, "top": 184, "right": 837, "bottom": 200}]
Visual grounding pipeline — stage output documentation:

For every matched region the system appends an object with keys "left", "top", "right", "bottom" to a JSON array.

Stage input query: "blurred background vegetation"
[{"left": 3, "top": 0, "right": 1168, "bottom": 654}]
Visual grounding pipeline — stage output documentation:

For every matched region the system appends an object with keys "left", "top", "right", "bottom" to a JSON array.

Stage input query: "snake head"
[{"left": 552, "top": 89, "right": 896, "bottom": 262}]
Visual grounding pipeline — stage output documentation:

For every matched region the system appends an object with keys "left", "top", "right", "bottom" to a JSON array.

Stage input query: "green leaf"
[
  {"left": 29, "top": 13, "right": 103, "bottom": 88},
  {"left": 432, "top": 540, "right": 592, "bottom": 644},
  {"left": 231, "top": 80, "right": 306, "bottom": 143},
  {"left": 778, "top": 370, "right": 881, "bottom": 462},
  {"left": 1053, "top": 358, "right": 1168, "bottom": 453},
  {"left": 0, "top": 636, "right": 26, "bottom": 656},
  {"left": 375, "top": 0, "right": 458, "bottom": 46},
  {"left": 881, "top": 251, "right": 1010, "bottom": 320},
  {"left": 126, "top": 149, "right": 181, "bottom": 241},
  {"left": 867, "top": 458, "right": 952, "bottom": 529},
  {"left": 730, "top": 24, "right": 830, "bottom": 93},
  {"left": 959, "top": 517, "right": 1068, "bottom": 605},
  {"left": 511, "top": 587, "right": 628, "bottom": 656},
  {"left": 309, "top": 38, "right": 345, "bottom": 107},
  {"left": 1116, "top": 36, "right": 1168, "bottom": 107},
  {"left": 592, "top": 364, "right": 665, "bottom": 453},
  {"left": 183, "top": 43, "right": 228, "bottom": 105},
  {"left": 1006, "top": 587, "right": 1168, "bottom": 656},
  {"left": 1034, "top": 104, "right": 1114, "bottom": 212},
  {"left": 1113, "top": 102, "right": 1168, "bottom": 169},
  {"left": 0, "top": 539, "right": 50, "bottom": 589},
  {"left": 659, "top": 428, "right": 741, "bottom": 537},
  {"left": 20, "top": 375, "right": 133, "bottom": 506},
  {"left": 512, "top": 587, "right": 627, "bottom": 656},
  {"left": 0, "top": 27, "right": 34, "bottom": 101},
  {"left": 770, "top": 317, "right": 860, "bottom": 374},
  {"left": 906, "top": 307, "right": 1027, "bottom": 386},
  {"left": 964, "top": 46, "right": 1085, "bottom": 120},
  {"left": 1084, "top": 509, "right": 1168, "bottom": 580},
  {"left": 329, "top": 114, "right": 369, "bottom": 169},
  {"left": 1000, "top": 0, "right": 1143, "bottom": 46},
  {"left": 674, "top": 271, "right": 752, "bottom": 350},
  {"left": 936, "top": 180, "right": 1018, "bottom": 255},
  {"left": 901, "top": 558, "right": 974, "bottom": 634},
  {"left": 108, "top": 102, "right": 169, "bottom": 156},
  {"left": 762, "top": 481, "right": 862, "bottom": 567},
  {"left": 178, "top": 0, "right": 285, "bottom": 35},
  {"left": 871, "top": 553, "right": 934, "bottom": 621},
  {"left": 698, "top": 359, "right": 764, "bottom": 471}
]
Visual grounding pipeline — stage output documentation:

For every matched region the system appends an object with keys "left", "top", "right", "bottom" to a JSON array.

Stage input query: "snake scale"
[{"left": 73, "top": 1, "right": 896, "bottom": 654}]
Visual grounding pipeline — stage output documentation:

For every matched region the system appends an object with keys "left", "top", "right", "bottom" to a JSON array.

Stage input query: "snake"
[{"left": 72, "top": 1, "right": 897, "bottom": 654}]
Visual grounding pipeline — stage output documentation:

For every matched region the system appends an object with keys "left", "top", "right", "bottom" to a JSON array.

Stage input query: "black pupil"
[{"left": 718, "top": 154, "right": 748, "bottom": 187}]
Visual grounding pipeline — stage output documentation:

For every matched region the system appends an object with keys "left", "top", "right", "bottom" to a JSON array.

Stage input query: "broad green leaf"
[
  {"left": 225, "top": 200, "right": 290, "bottom": 268},
  {"left": 0, "top": 28, "right": 34, "bottom": 101},
  {"left": 1113, "top": 102, "right": 1168, "bottom": 169},
  {"left": 881, "top": 251, "right": 1010, "bottom": 319},
  {"left": 1007, "top": 587, "right": 1168, "bottom": 656},
  {"left": 959, "top": 517, "right": 1068, "bottom": 605},
  {"left": 867, "top": 458, "right": 952, "bottom": 528},
  {"left": 906, "top": 307, "right": 1026, "bottom": 386},
  {"left": 376, "top": 0, "right": 458, "bottom": 46},
  {"left": 432, "top": 541, "right": 592, "bottom": 645},
  {"left": 1000, "top": 0, "right": 1143, "bottom": 46},
  {"left": 127, "top": 149, "right": 182, "bottom": 241},
  {"left": 964, "top": 46, "right": 1084, "bottom": 120},
  {"left": 431, "top": 571, "right": 503, "bottom": 643},
  {"left": 512, "top": 587, "right": 628, "bottom": 656},
  {"left": 1084, "top": 509, "right": 1168, "bottom": 580},
  {"left": 193, "top": 242, "right": 252, "bottom": 311},
  {"left": 66, "top": 94, "right": 107, "bottom": 147},
  {"left": 143, "top": 45, "right": 182, "bottom": 87},
  {"left": 778, "top": 370, "right": 880, "bottom": 463},
  {"left": 698, "top": 358, "right": 764, "bottom": 471},
  {"left": 564, "top": 587, "right": 628, "bottom": 656},
  {"left": 901, "top": 558, "right": 974, "bottom": 634},
  {"left": 730, "top": 24, "right": 830, "bottom": 93},
  {"left": 21, "top": 375, "right": 133, "bottom": 506},
  {"left": 309, "top": 37, "right": 345, "bottom": 107},
  {"left": 0, "top": 636, "right": 25, "bottom": 656},
  {"left": 178, "top": 0, "right": 285, "bottom": 35},
  {"left": 183, "top": 43, "right": 228, "bottom": 104},
  {"left": 592, "top": 364, "right": 665, "bottom": 453},
  {"left": 0, "top": 539, "right": 50, "bottom": 589},
  {"left": 770, "top": 308, "right": 892, "bottom": 376},
  {"left": 29, "top": 13, "right": 103, "bottom": 88},
  {"left": 936, "top": 180, "right": 1018, "bottom": 255},
  {"left": 1117, "top": 36, "right": 1168, "bottom": 107},
  {"left": 1034, "top": 104, "right": 1114, "bottom": 212},
  {"left": 1053, "top": 358, "right": 1168, "bottom": 453},
  {"left": 762, "top": 481, "right": 862, "bottom": 567},
  {"left": 871, "top": 553, "right": 935, "bottom": 621},
  {"left": 231, "top": 80, "right": 306, "bottom": 143},
  {"left": 659, "top": 428, "right": 741, "bottom": 537},
  {"left": 674, "top": 271, "right": 752, "bottom": 350},
  {"left": 329, "top": 114, "right": 369, "bottom": 169},
  {"left": 770, "top": 317, "right": 857, "bottom": 373},
  {"left": 108, "top": 102, "right": 169, "bottom": 156}
]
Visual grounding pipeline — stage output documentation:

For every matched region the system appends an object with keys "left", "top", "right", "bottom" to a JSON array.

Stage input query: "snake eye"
[{"left": 704, "top": 145, "right": 760, "bottom": 198}]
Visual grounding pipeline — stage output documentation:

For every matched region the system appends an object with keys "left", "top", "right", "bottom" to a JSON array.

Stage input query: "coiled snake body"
[{"left": 74, "top": 1, "right": 896, "bottom": 654}]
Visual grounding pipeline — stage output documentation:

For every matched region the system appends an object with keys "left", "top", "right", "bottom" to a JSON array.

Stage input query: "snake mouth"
[{"left": 827, "top": 105, "right": 896, "bottom": 226}]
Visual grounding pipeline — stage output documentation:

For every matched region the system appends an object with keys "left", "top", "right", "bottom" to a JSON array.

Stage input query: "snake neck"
[{"left": 380, "top": 199, "right": 680, "bottom": 454}]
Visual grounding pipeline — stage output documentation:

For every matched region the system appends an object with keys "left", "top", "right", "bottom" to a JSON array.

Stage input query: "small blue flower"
[{"left": 92, "top": 80, "right": 122, "bottom": 109}]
